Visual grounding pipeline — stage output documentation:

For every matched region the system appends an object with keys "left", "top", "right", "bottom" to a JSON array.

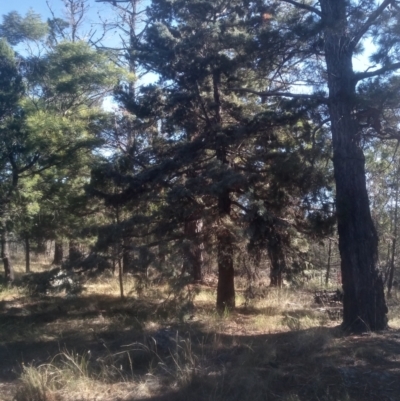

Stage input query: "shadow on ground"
[{"left": 1, "top": 285, "right": 400, "bottom": 401}]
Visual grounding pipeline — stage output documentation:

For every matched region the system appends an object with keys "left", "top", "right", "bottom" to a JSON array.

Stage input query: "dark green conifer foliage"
[
  {"left": 0, "top": 6, "right": 125, "bottom": 274},
  {"left": 257, "top": 0, "right": 400, "bottom": 331},
  {"left": 92, "top": 0, "right": 333, "bottom": 309},
  {"left": 0, "top": 39, "right": 24, "bottom": 214}
]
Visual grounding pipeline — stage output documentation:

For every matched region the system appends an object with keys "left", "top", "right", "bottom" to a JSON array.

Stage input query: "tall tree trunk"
[
  {"left": 325, "top": 238, "right": 332, "bottom": 287},
  {"left": 118, "top": 247, "right": 124, "bottom": 300},
  {"left": 216, "top": 191, "right": 235, "bottom": 311},
  {"left": 53, "top": 241, "right": 64, "bottom": 265},
  {"left": 1, "top": 230, "right": 14, "bottom": 283},
  {"left": 25, "top": 235, "right": 30, "bottom": 273},
  {"left": 158, "top": 242, "right": 167, "bottom": 266},
  {"left": 388, "top": 166, "right": 399, "bottom": 295},
  {"left": 320, "top": 0, "right": 387, "bottom": 331},
  {"left": 112, "top": 243, "right": 117, "bottom": 275},
  {"left": 68, "top": 240, "right": 82, "bottom": 268},
  {"left": 122, "top": 237, "right": 133, "bottom": 274},
  {"left": 267, "top": 228, "right": 286, "bottom": 288},
  {"left": 182, "top": 219, "right": 203, "bottom": 282},
  {"left": 36, "top": 238, "right": 47, "bottom": 255},
  {"left": 1, "top": 230, "right": 5, "bottom": 259},
  {"left": 213, "top": 71, "right": 235, "bottom": 311}
]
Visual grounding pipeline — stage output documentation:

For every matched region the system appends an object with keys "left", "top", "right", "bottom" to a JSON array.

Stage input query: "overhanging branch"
[
  {"left": 230, "top": 87, "right": 327, "bottom": 102},
  {"left": 354, "top": 61, "right": 400, "bottom": 81},
  {"left": 351, "top": 0, "right": 394, "bottom": 49}
]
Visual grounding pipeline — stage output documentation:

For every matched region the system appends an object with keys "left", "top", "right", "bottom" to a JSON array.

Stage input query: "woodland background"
[{"left": 1, "top": 1, "right": 400, "bottom": 400}]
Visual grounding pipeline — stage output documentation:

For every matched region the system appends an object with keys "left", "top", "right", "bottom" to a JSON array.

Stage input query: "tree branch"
[
  {"left": 351, "top": 0, "right": 394, "bottom": 49},
  {"left": 279, "top": 0, "right": 322, "bottom": 17},
  {"left": 230, "top": 87, "right": 327, "bottom": 102},
  {"left": 354, "top": 61, "right": 400, "bottom": 81}
]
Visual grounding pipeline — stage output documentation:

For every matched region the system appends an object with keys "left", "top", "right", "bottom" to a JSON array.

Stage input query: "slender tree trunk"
[
  {"left": 267, "top": 229, "right": 286, "bottom": 288},
  {"left": 25, "top": 235, "right": 30, "bottom": 273},
  {"left": 320, "top": 0, "right": 387, "bottom": 331},
  {"left": 1, "top": 231, "right": 5, "bottom": 259},
  {"left": 112, "top": 243, "right": 117, "bottom": 275},
  {"left": 122, "top": 237, "right": 133, "bottom": 274},
  {"left": 1, "top": 230, "right": 14, "bottom": 283},
  {"left": 36, "top": 238, "right": 47, "bottom": 255},
  {"left": 213, "top": 71, "right": 235, "bottom": 311},
  {"left": 183, "top": 219, "right": 203, "bottom": 282},
  {"left": 388, "top": 167, "right": 399, "bottom": 295},
  {"left": 115, "top": 204, "right": 124, "bottom": 298},
  {"left": 68, "top": 240, "right": 82, "bottom": 268},
  {"left": 216, "top": 191, "right": 235, "bottom": 311},
  {"left": 53, "top": 241, "right": 64, "bottom": 265},
  {"left": 118, "top": 248, "right": 124, "bottom": 300},
  {"left": 159, "top": 242, "right": 167, "bottom": 266},
  {"left": 325, "top": 239, "right": 332, "bottom": 287}
]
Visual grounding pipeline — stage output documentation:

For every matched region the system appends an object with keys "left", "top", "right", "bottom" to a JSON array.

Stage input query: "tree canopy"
[{"left": 3, "top": 0, "right": 400, "bottom": 333}]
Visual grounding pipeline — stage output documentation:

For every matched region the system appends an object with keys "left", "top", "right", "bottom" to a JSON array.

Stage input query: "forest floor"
[{"left": 1, "top": 260, "right": 400, "bottom": 401}]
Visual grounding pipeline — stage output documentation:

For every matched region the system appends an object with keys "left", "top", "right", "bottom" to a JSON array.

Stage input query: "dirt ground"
[{"left": 1, "top": 273, "right": 400, "bottom": 401}]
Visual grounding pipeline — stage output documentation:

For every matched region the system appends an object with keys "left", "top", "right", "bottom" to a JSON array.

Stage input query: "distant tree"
[
  {"left": 0, "top": 8, "right": 127, "bottom": 275},
  {"left": 0, "top": 10, "right": 48, "bottom": 45}
]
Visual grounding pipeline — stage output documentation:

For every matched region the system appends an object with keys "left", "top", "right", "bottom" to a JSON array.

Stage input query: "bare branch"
[
  {"left": 354, "top": 61, "right": 400, "bottom": 81},
  {"left": 280, "top": 0, "right": 322, "bottom": 17},
  {"left": 351, "top": 0, "right": 394, "bottom": 49},
  {"left": 230, "top": 87, "right": 327, "bottom": 102}
]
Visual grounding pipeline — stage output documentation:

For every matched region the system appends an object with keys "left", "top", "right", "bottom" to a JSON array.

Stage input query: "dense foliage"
[{"left": 2, "top": 0, "right": 400, "bottom": 332}]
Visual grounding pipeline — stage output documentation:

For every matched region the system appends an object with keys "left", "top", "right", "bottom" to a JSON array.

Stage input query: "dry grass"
[
  {"left": 1, "top": 271, "right": 400, "bottom": 401},
  {"left": 387, "top": 290, "right": 400, "bottom": 329}
]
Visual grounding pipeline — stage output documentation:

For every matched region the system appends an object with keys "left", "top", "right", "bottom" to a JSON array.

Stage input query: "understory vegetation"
[{"left": 1, "top": 257, "right": 400, "bottom": 401}]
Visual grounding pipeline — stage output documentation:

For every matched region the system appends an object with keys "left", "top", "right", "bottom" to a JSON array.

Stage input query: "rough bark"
[
  {"left": 216, "top": 191, "right": 235, "bottom": 311},
  {"left": 213, "top": 71, "right": 235, "bottom": 311},
  {"left": 53, "top": 241, "right": 64, "bottom": 265},
  {"left": 320, "top": 0, "right": 388, "bottom": 331}
]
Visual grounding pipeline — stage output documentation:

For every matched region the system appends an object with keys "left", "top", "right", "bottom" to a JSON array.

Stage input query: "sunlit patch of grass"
[
  {"left": 84, "top": 274, "right": 136, "bottom": 297},
  {"left": 251, "top": 314, "right": 284, "bottom": 332},
  {"left": 0, "top": 284, "right": 25, "bottom": 301},
  {"left": 388, "top": 292, "right": 400, "bottom": 329},
  {"left": 13, "top": 349, "right": 143, "bottom": 401},
  {"left": 11, "top": 258, "right": 52, "bottom": 274},
  {"left": 250, "top": 287, "right": 313, "bottom": 311},
  {"left": 194, "top": 287, "right": 215, "bottom": 303},
  {"left": 282, "top": 310, "right": 329, "bottom": 331}
]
